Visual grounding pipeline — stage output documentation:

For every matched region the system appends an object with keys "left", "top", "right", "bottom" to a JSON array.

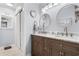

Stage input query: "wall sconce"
[
  {"left": 30, "top": 10, "right": 37, "bottom": 18},
  {"left": 75, "top": 6, "right": 79, "bottom": 23}
]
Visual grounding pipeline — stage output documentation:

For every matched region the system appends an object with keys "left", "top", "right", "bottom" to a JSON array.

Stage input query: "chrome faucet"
[
  {"left": 42, "top": 22, "right": 45, "bottom": 32},
  {"left": 64, "top": 26, "right": 68, "bottom": 36}
]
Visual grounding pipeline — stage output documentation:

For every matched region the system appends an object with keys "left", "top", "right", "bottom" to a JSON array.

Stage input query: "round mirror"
[
  {"left": 57, "top": 17, "right": 72, "bottom": 27},
  {"left": 39, "top": 14, "right": 51, "bottom": 29},
  {"left": 56, "top": 4, "right": 75, "bottom": 27}
]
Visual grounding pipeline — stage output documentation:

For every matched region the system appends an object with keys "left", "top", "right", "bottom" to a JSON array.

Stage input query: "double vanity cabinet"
[{"left": 31, "top": 34, "right": 79, "bottom": 56}]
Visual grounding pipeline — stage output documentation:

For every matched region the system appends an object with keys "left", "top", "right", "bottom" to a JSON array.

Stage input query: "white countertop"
[{"left": 32, "top": 33, "right": 79, "bottom": 43}]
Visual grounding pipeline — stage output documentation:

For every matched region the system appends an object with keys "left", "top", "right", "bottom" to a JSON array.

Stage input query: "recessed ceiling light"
[{"left": 6, "top": 3, "right": 13, "bottom": 7}]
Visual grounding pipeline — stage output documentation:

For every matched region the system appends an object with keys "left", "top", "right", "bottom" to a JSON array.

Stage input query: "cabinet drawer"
[
  {"left": 62, "top": 40, "right": 79, "bottom": 55},
  {"left": 63, "top": 50, "right": 79, "bottom": 56}
]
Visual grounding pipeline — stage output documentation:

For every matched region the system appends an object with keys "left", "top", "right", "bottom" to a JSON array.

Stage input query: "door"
[{"left": 15, "top": 9, "right": 23, "bottom": 49}]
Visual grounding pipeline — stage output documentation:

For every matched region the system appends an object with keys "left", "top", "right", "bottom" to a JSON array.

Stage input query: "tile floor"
[{"left": 0, "top": 45, "right": 23, "bottom": 56}]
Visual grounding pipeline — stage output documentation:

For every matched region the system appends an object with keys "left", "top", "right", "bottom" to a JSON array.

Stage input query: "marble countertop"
[{"left": 32, "top": 33, "right": 79, "bottom": 43}]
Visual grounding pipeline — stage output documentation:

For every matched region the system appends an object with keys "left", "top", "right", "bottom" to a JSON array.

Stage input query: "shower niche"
[{"left": 0, "top": 15, "right": 13, "bottom": 29}]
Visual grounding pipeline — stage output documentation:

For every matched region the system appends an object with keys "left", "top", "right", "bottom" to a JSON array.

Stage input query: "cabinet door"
[
  {"left": 62, "top": 40, "right": 79, "bottom": 56},
  {"left": 42, "top": 38, "right": 51, "bottom": 56},
  {"left": 32, "top": 35, "right": 44, "bottom": 56},
  {"left": 49, "top": 38, "right": 63, "bottom": 56}
]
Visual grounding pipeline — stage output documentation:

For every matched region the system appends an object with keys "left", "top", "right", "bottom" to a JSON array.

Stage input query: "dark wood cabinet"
[{"left": 31, "top": 35, "right": 79, "bottom": 56}]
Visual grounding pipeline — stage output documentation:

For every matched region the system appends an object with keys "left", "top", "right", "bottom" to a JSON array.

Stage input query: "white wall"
[
  {"left": 0, "top": 7, "right": 15, "bottom": 47},
  {"left": 20, "top": 3, "right": 40, "bottom": 55}
]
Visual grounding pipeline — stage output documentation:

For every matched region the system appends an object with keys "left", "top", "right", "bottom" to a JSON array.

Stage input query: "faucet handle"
[{"left": 70, "top": 33, "right": 73, "bottom": 37}]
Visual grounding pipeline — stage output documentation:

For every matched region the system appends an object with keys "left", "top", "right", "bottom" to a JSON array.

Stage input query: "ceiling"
[
  {"left": 0, "top": 3, "right": 23, "bottom": 11},
  {"left": 0, "top": 3, "right": 50, "bottom": 11}
]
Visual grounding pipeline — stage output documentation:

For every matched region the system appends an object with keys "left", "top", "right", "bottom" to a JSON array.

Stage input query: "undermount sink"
[{"left": 37, "top": 31, "right": 50, "bottom": 34}]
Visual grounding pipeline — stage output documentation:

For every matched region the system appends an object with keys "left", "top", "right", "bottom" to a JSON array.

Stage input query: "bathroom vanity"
[{"left": 31, "top": 33, "right": 79, "bottom": 56}]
